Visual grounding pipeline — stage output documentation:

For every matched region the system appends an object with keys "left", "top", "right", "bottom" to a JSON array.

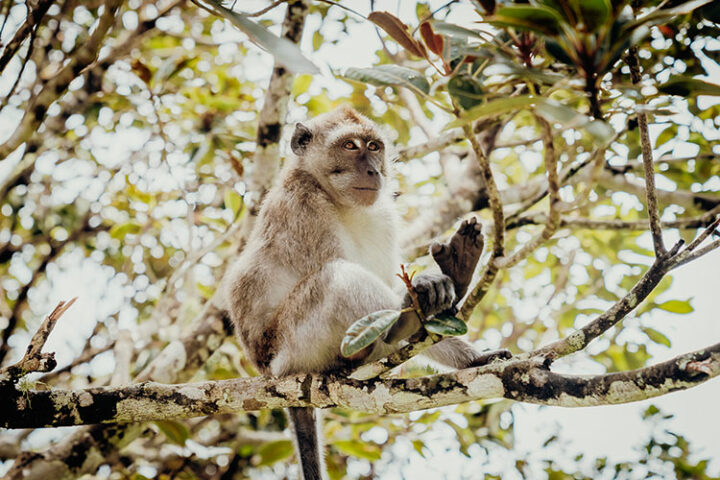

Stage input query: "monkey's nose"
[{"left": 367, "top": 168, "right": 378, "bottom": 176}]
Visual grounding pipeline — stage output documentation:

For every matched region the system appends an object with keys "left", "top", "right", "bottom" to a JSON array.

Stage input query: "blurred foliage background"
[{"left": 0, "top": 0, "right": 719, "bottom": 478}]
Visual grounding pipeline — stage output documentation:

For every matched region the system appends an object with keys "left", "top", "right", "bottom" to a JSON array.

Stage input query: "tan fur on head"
[{"left": 299, "top": 106, "right": 392, "bottom": 151}]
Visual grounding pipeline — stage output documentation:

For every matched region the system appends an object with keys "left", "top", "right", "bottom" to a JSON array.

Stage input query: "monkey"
[{"left": 224, "top": 106, "right": 510, "bottom": 480}]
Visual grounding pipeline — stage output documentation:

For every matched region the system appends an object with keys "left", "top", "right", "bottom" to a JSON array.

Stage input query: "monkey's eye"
[
  {"left": 330, "top": 167, "right": 345, "bottom": 174},
  {"left": 343, "top": 140, "right": 358, "bottom": 150},
  {"left": 367, "top": 141, "right": 380, "bottom": 151}
]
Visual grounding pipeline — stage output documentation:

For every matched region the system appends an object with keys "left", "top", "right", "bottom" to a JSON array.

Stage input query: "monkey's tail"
[{"left": 288, "top": 406, "right": 325, "bottom": 480}]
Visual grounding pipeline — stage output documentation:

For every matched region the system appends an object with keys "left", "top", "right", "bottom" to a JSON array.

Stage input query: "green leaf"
[
  {"left": 489, "top": 6, "right": 565, "bottom": 37},
  {"left": 448, "top": 74, "right": 484, "bottom": 110},
  {"left": 545, "top": 39, "right": 576, "bottom": 66},
  {"left": 224, "top": 188, "right": 243, "bottom": 216},
  {"left": 424, "top": 313, "right": 468, "bottom": 336},
  {"left": 657, "top": 299, "right": 694, "bottom": 314},
  {"left": 334, "top": 440, "right": 382, "bottom": 461},
  {"left": 658, "top": 77, "right": 720, "bottom": 97},
  {"left": 446, "top": 94, "right": 536, "bottom": 128},
  {"left": 203, "top": 1, "right": 318, "bottom": 74},
  {"left": 253, "top": 440, "right": 294, "bottom": 467},
  {"left": 341, "top": 309, "right": 401, "bottom": 357},
  {"left": 109, "top": 221, "right": 141, "bottom": 240},
  {"left": 343, "top": 65, "right": 430, "bottom": 94},
  {"left": 655, "top": 124, "right": 677, "bottom": 148},
  {"left": 430, "top": 21, "right": 484, "bottom": 39},
  {"left": 535, "top": 98, "right": 614, "bottom": 144},
  {"left": 641, "top": 327, "right": 671, "bottom": 347},
  {"left": 154, "top": 420, "right": 189, "bottom": 446},
  {"left": 577, "top": 0, "right": 612, "bottom": 32}
]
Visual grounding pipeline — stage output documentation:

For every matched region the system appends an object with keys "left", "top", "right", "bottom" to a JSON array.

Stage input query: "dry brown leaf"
[
  {"left": 368, "top": 11, "right": 426, "bottom": 58},
  {"left": 419, "top": 22, "right": 444, "bottom": 56}
]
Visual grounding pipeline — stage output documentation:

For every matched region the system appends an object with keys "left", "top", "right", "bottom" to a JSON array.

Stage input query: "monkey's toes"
[
  {"left": 430, "top": 242, "right": 450, "bottom": 261},
  {"left": 468, "top": 348, "right": 513, "bottom": 367}
]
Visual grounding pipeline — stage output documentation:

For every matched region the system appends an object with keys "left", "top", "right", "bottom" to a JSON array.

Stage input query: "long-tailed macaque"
[{"left": 225, "top": 106, "right": 508, "bottom": 479}]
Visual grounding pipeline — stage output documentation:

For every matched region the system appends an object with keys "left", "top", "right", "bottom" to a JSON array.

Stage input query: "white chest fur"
[{"left": 336, "top": 200, "right": 400, "bottom": 287}]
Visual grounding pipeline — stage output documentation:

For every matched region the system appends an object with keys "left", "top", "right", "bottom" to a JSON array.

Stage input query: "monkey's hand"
[
  {"left": 431, "top": 217, "right": 484, "bottom": 301},
  {"left": 406, "top": 272, "right": 456, "bottom": 315},
  {"left": 384, "top": 273, "right": 456, "bottom": 344}
]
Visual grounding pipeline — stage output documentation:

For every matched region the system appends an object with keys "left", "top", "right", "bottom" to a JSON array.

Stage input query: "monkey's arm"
[{"left": 384, "top": 218, "right": 512, "bottom": 368}]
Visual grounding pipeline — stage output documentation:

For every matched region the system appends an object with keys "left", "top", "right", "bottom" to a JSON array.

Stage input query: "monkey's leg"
[
  {"left": 269, "top": 259, "right": 403, "bottom": 376},
  {"left": 428, "top": 217, "right": 511, "bottom": 368},
  {"left": 431, "top": 217, "right": 484, "bottom": 300}
]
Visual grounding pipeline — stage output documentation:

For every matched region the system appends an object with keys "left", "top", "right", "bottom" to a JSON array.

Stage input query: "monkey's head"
[{"left": 290, "top": 106, "right": 391, "bottom": 207}]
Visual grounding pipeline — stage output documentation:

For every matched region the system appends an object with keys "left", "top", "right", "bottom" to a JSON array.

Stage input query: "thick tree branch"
[
  {"left": 239, "top": 0, "right": 309, "bottom": 223},
  {"left": 6, "top": 303, "right": 231, "bottom": 480},
  {"left": 2, "top": 343, "right": 717, "bottom": 428}
]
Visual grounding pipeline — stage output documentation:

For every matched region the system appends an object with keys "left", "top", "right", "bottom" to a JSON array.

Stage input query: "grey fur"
[{"left": 224, "top": 106, "right": 488, "bottom": 480}]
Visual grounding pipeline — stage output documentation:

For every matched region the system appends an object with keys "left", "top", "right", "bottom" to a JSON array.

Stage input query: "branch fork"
[{"left": 0, "top": 297, "right": 77, "bottom": 384}]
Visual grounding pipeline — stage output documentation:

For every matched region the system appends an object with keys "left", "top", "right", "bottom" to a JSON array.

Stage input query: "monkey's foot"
[
  {"left": 468, "top": 348, "right": 512, "bottom": 367},
  {"left": 431, "top": 217, "right": 484, "bottom": 300}
]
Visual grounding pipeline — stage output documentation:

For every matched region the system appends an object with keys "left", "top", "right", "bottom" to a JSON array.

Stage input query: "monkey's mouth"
[{"left": 353, "top": 187, "right": 379, "bottom": 191}]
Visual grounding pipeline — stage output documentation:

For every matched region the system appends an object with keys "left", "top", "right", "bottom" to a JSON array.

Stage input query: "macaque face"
[{"left": 324, "top": 135, "right": 386, "bottom": 207}]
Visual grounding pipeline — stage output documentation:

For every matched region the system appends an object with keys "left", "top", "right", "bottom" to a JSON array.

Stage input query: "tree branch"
[
  {"left": 0, "top": 298, "right": 76, "bottom": 383},
  {"left": 508, "top": 207, "right": 720, "bottom": 232},
  {"left": 238, "top": 0, "right": 309, "bottom": 237},
  {"left": 495, "top": 116, "right": 559, "bottom": 269},
  {"left": 626, "top": 46, "right": 666, "bottom": 256},
  {"left": 458, "top": 123, "right": 505, "bottom": 319},
  {"left": 0, "top": 0, "right": 124, "bottom": 161},
  {"left": 2, "top": 342, "right": 717, "bottom": 428},
  {"left": 0, "top": 0, "right": 54, "bottom": 75}
]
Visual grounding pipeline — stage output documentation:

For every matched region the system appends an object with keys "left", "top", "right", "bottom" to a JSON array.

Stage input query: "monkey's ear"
[{"left": 291, "top": 123, "right": 313, "bottom": 155}]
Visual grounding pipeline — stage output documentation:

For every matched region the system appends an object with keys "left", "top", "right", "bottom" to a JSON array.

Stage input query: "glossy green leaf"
[
  {"left": 343, "top": 65, "right": 430, "bottom": 95},
  {"left": 448, "top": 74, "right": 484, "bottom": 110},
  {"left": 446, "top": 95, "right": 536, "bottom": 128},
  {"left": 424, "top": 313, "right": 468, "bottom": 336},
  {"left": 657, "top": 299, "right": 694, "bottom": 314},
  {"left": 535, "top": 99, "right": 615, "bottom": 144},
  {"left": 154, "top": 420, "right": 189, "bottom": 446},
  {"left": 341, "top": 309, "right": 401, "bottom": 357},
  {"left": 203, "top": 0, "right": 318, "bottom": 74},
  {"left": 577, "top": 0, "right": 612, "bottom": 32},
  {"left": 658, "top": 77, "right": 720, "bottom": 97},
  {"left": 545, "top": 39, "right": 576, "bottom": 66},
  {"left": 489, "top": 6, "right": 565, "bottom": 37},
  {"left": 430, "top": 21, "right": 484, "bottom": 39}
]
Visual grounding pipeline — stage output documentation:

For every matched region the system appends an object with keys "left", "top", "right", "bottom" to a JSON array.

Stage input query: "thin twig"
[
  {"left": 627, "top": 46, "right": 666, "bottom": 256},
  {"left": 495, "top": 116, "right": 559, "bottom": 268},
  {"left": 246, "top": 0, "right": 287, "bottom": 17},
  {"left": 458, "top": 122, "right": 505, "bottom": 319},
  {"left": 530, "top": 241, "right": 684, "bottom": 361},
  {"left": 0, "top": 298, "right": 77, "bottom": 383},
  {"left": 508, "top": 206, "right": 720, "bottom": 232}
]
